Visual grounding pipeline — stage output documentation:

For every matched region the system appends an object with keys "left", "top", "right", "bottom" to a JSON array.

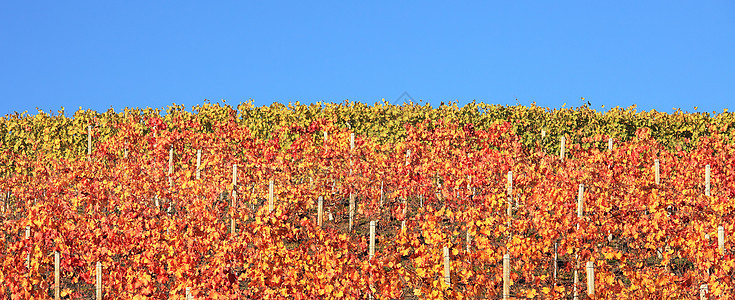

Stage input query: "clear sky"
[{"left": 1, "top": 1, "right": 733, "bottom": 116}]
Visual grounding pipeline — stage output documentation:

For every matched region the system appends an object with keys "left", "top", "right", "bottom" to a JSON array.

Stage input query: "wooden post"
[
  {"left": 230, "top": 213, "right": 236, "bottom": 234},
  {"left": 503, "top": 253, "right": 510, "bottom": 300},
  {"left": 443, "top": 246, "right": 450, "bottom": 286},
  {"left": 586, "top": 261, "right": 594, "bottom": 296},
  {"left": 655, "top": 159, "right": 660, "bottom": 185},
  {"left": 466, "top": 227, "right": 471, "bottom": 253},
  {"left": 268, "top": 178, "right": 274, "bottom": 213},
  {"left": 25, "top": 226, "right": 30, "bottom": 269},
  {"left": 541, "top": 129, "right": 546, "bottom": 139},
  {"left": 168, "top": 146, "right": 174, "bottom": 174},
  {"left": 168, "top": 146, "right": 174, "bottom": 187},
  {"left": 402, "top": 150, "right": 411, "bottom": 218},
  {"left": 124, "top": 148, "right": 128, "bottom": 159},
  {"left": 507, "top": 195, "right": 512, "bottom": 217},
  {"left": 54, "top": 251, "right": 60, "bottom": 300},
  {"left": 348, "top": 136, "right": 356, "bottom": 231},
  {"left": 196, "top": 149, "right": 201, "bottom": 180},
  {"left": 231, "top": 164, "right": 237, "bottom": 235},
  {"left": 369, "top": 221, "right": 376, "bottom": 258},
  {"left": 507, "top": 171, "right": 512, "bottom": 197},
  {"left": 369, "top": 220, "right": 376, "bottom": 300},
  {"left": 576, "top": 183, "right": 584, "bottom": 300},
  {"left": 87, "top": 125, "right": 92, "bottom": 156},
  {"left": 186, "top": 287, "right": 192, "bottom": 300},
  {"left": 379, "top": 181, "right": 384, "bottom": 208},
  {"left": 349, "top": 192, "right": 355, "bottom": 231},
  {"left": 577, "top": 184, "right": 584, "bottom": 218},
  {"left": 608, "top": 137, "right": 613, "bottom": 151},
  {"left": 553, "top": 242, "right": 558, "bottom": 282},
  {"left": 700, "top": 284, "right": 708, "bottom": 300},
  {"left": 401, "top": 220, "right": 406, "bottom": 231},
  {"left": 705, "top": 164, "right": 711, "bottom": 196},
  {"left": 560, "top": 136, "right": 566, "bottom": 161},
  {"left": 349, "top": 133, "right": 355, "bottom": 231},
  {"left": 317, "top": 196, "right": 324, "bottom": 228},
  {"left": 719, "top": 225, "right": 725, "bottom": 255},
  {"left": 96, "top": 261, "right": 102, "bottom": 300},
  {"left": 232, "top": 164, "right": 237, "bottom": 188},
  {"left": 573, "top": 266, "right": 579, "bottom": 300}
]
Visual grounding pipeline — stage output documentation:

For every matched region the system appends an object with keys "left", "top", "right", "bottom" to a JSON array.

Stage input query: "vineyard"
[{"left": 2, "top": 101, "right": 735, "bottom": 299}]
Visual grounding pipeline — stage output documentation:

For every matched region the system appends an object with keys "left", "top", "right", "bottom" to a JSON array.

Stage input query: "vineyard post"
[
  {"left": 700, "top": 284, "right": 708, "bottom": 300},
  {"left": 369, "top": 220, "right": 376, "bottom": 300},
  {"left": 96, "top": 261, "right": 102, "bottom": 300},
  {"left": 507, "top": 171, "right": 513, "bottom": 208},
  {"left": 402, "top": 150, "right": 410, "bottom": 218},
  {"left": 124, "top": 148, "right": 128, "bottom": 159},
  {"left": 542, "top": 129, "right": 546, "bottom": 139},
  {"left": 231, "top": 164, "right": 237, "bottom": 235},
  {"left": 586, "top": 261, "right": 594, "bottom": 296},
  {"left": 25, "top": 226, "right": 30, "bottom": 269},
  {"left": 350, "top": 132, "right": 355, "bottom": 150},
  {"left": 268, "top": 178, "right": 274, "bottom": 213},
  {"left": 506, "top": 182, "right": 512, "bottom": 240},
  {"left": 87, "top": 125, "right": 92, "bottom": 158},
  {"left": 401, "top": 220, "right": 406, "bottom": 231},
  {"left": 503, "top": 253, "right": 510, "bottom": 300},
  {"left": 186, "top": 287, "right": 192, "bottom": 300},
  {"left": 251, "top": 184, "right": 256, "bottom": 210},
  {"left": 168, "top": 146, "right": 173, "bottom": 188},
  {"left": 196, "top": 149, "right": 201, "bottom": 180},
  {"left": 553, "top": 242, "right": 558, "bottom": 283},
  {"left": 466, "top": 226, "right": 471, "bottom": 254},
  {"left": 577, "top": 184, "right": 584, "bottom": 218},
  {"left": 349, "top": 192, "right": 355, "bottom": 231},
  {"left": 705, "top": 164, "right": 711, "bottom": 196},
  {"left": 574, "top": 184, "right": 584, "bottom": 300},
  {"left": 608, "top": 137, "right": 613, "bottom": 151},
  {"left": 508, "top": 171, "right": 517, "bottom": 208},
  {"left": 655, "top": 159, "right": 660, "bottom": 185},
  {"left": 54, "top": 251, "right": 60, "bottom": 300},
  {"left": 560, "top": 136, "right": 566, "bottom": 161},
  {"left": 369, "top": 220, "right": 376, "bottom": 258},
  {"left": 718, "top": 225, "right": 725, "bottom": 255},
  {"left": 467, "top": 175, "right": 471, "bottom": 200},
  {"left": 317, "top": 196, "right": 323, "bottom": 228},
  {"left": 573, "top": 267, "right": 579, "bottom": 300},
  {"left": 443, "top": 246, "right": 450, "bottom": 286},
  {"left": 349, "top": 133, "right": 355, "bottom": 232},
  {"left": 379, "top": 181, "right": 384, "bottom": 208}
]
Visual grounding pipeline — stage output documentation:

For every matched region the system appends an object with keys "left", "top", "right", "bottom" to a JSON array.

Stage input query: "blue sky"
[{"left": 1, "top": 1, "right": 733, "bottom": 116}]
